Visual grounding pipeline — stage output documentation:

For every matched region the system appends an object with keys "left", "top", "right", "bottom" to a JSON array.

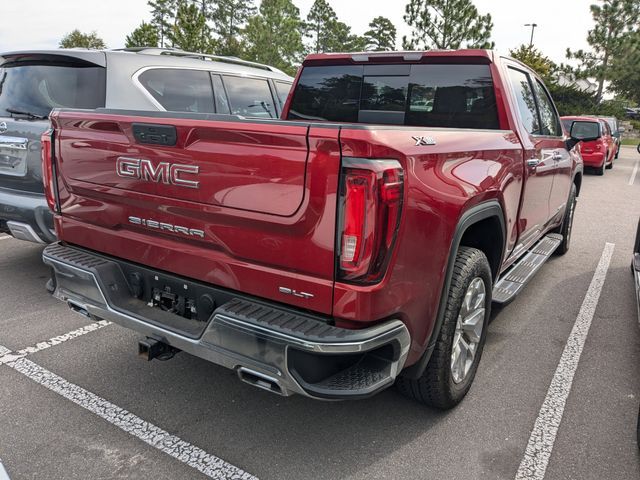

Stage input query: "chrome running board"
[{"left": 493, "top": 233, "right": 563, "bottom": 304}]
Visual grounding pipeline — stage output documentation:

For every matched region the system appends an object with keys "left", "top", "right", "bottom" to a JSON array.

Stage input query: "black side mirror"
[{"left": 565, "top": 120, "right": 600, "bottom": 150}]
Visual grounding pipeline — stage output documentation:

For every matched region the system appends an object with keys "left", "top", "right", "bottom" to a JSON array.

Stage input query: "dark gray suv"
[{"left": 0, "top": 48, "right": 293, "bottom": 243}]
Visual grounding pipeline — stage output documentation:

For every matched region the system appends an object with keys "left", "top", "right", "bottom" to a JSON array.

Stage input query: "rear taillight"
[
  {"left": 41, "top": 128, "right": 58, "bottom": 212},
  {"left": 338, "top": 158, "right": 404, "bottom": 283}
]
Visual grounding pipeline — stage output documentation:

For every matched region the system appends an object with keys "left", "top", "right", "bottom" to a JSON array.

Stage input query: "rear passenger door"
[
  {"left": 530, "top": 78, "right": 571, "bottom": 224},
  {"left": 506, "top": 67, "right": 557, "bottom": 251}
]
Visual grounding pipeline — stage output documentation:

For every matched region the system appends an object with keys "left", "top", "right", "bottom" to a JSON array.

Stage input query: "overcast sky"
[{"left": 0, "top": 0, "right": 594, "bottom": 64}]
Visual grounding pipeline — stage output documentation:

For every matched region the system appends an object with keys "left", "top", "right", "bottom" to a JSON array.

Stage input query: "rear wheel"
[
  {"left": 595, "top": 157, "right": 606, "bottom": 176},
  {"left": 554, "top": 184, "right": 577, "bottom": 255},
  {"left": 396, "top": 247, "right": 491, "bottom": 409}
]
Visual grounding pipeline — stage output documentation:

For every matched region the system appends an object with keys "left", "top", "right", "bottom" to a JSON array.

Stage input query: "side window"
[
  {"left": 508, "top": 68, "right": 540, "bottom": 135},
  {"left": 222, "top": 76, "right": 277, "bottom": 118},
  {"left": 137, "top": 68, "right": 214, "bottom": 113},
  {"left": 532, "top": 80, "right": 561, "bottom": 136},
  {"left": 210, "top": 74, "right": 230, "bottom": 114},
  {"left": 275, "top": 81, "right": 292, "bottom": 107}
]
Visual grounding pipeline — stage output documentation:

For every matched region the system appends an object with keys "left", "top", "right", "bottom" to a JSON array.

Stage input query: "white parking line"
[
  {"left": 0, "top": 320, "right": 111, "bottom": 366},
  {"left": 629, "top": 159, "right": 639, "bottom": 186},
  {"left": 5, "top": 357, "right": 257, "bottom": 480},
  {"left": 514, "top": 242, "right": 615, "bottom": 480},
  {"left": 0, "top": 458, "right": 11, "bottom": 480}
]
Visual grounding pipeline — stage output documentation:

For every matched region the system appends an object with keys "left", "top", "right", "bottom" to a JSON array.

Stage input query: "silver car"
[{"left": 0, "top": 48, "right": 293, "bottom": 243}]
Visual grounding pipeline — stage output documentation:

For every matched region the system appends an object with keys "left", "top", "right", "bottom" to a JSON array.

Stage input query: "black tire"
[
  {"left": 615, "top": 146, "right": 619, "bottom": 159},
  {"left": 637, "top": 143, "right": 640, "bottom": 155},
  {"left": 606, "top": 157, "right": 613, "bottom": 169},
  {"left": 595, "top": 157, "right": 606, "bottom": 176},
  {"left": 554, "top": 184, "right": 577, "bottom": 255},
  {"left": 396, "top": 247, "right": 491, "bottom": 409}
]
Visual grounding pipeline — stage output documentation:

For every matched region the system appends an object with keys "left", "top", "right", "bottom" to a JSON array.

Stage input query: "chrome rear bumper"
[{"left": 43, "top": 243, "right": 410, "bottom": 400}]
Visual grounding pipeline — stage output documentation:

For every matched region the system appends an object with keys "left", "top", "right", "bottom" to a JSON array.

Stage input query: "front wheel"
[
  {"left": 637, "top": 143, "right": 640, "bottom": 155},
  {"left": 554, "top": 184, "right": 577, "bottom": 255},
  {"left": 396, "top": 247, "right": 491, "bottom": 409}
]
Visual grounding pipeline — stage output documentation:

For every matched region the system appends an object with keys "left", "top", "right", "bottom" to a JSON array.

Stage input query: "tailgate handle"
[{"left": 132, "top": 123, "right": 177, "bottom": 147}]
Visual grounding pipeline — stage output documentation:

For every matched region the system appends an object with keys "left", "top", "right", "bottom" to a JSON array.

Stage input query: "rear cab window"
[
  {"left": 287, "top": 63, "right": 500, "bottom": 129},
  {"left": 0, "top": 58, "right": 106, "bottom": 118}
]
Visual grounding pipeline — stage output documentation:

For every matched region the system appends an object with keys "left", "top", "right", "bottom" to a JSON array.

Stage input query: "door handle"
[
  {"left": 527, "top": 158, "right": 541, "bottom": 168},
  {"left": 552, "top": 151, "right": 563, "bottom": 161}
]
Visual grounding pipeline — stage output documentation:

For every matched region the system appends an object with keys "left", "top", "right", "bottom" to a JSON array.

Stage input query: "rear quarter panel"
[{"left": 336, "top": 127, "right": 523, "bottom": 363}]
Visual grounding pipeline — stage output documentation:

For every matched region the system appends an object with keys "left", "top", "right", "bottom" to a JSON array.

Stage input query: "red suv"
[{"left": 561, "top": 116, "right": 615, "bottom": 175}]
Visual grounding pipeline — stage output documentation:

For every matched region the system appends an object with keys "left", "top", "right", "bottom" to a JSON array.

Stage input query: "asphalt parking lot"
[{"left": 1, "top": 148, "right": 639, "bottom": 480}]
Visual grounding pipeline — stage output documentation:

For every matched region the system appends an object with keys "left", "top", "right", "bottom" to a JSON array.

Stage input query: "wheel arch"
[
  {"left": 573, "top": 171, "right": 583, "bottom": 196},
  {"left": 401, "top": 200, "right": 506, "bottom": 379}
]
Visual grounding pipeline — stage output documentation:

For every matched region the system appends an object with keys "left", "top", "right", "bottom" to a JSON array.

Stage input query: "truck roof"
[{"left": 302, "top": 49, "right": 495, "bottom": 66}]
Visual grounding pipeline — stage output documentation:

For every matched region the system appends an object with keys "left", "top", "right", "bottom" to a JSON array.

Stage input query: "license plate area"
[{"left": 0, "top": 136, "right": 29, "bottom": 176}]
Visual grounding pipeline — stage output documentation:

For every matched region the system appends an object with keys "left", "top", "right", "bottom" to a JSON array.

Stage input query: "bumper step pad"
[
  {"left": 492, "top": 234, "right": 562, "bottom": 304},
  {"left": 43, "top": 243, "right": 411, "bottom": 400}
]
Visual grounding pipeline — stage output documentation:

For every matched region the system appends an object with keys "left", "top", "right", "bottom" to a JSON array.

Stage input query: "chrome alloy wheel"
[{"left": 451, "top": 277, "right": 486, "bottom": 384}]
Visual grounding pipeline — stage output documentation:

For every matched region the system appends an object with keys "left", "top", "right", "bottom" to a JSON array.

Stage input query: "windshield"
[{"left": 0, "top": 62, "right": 106, "bottom": 118}]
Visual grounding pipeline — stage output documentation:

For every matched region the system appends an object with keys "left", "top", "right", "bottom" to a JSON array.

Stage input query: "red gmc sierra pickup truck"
[{"left": 42, "top": 50, "right": 593, "bottom": 409}]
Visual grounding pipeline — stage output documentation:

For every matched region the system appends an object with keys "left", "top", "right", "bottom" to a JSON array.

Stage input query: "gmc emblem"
[{"left": 116, "top": 157, "right": 199, "bottom": 189}]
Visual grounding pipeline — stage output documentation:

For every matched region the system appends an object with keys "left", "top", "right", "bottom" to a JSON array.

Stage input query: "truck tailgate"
[{"left": 50, "top": 110, "right": 341, "bottom": 314}]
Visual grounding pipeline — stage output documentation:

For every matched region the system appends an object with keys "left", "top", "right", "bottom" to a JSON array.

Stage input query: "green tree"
[
  {"left": 509, "top": 44, "right": 557, "bottom": 83},
  {"left": 365, "top": 17, "right": 397, "bottom": 51},
  {"left": 125, "top": 22, "right": 159, "bottom": 48},
  {"left": 566, "top": 0, "right": 639, "bottom": 103},
  {"left": 211, "top": 0, "right": 256, "bottom": 56},
  {"left": 547, "top": 84, "right": 597, "bottom": 116},
  {"left": 305, "top": 0, "right": 365, "bottom": 53},
  {"left": 609, "top": 32, "right": 640, "bottom": 104},
  {"left": 59, "top": 30, "right": 106, "bottom": 49},
  {"left": 168, "top": 2, "right": 214, "bottom": 53},
  {"left": 403, "top": 0, "right": 494, "bottom": 50},
  {"left": 244, "top": 0, "right": 305, "bottom": 75},
  {"left": 148, "top": 0, "right": 177, "bottom": 47},
  {"left": 306, "top": 0, "right": 336, "bottom": 53}
]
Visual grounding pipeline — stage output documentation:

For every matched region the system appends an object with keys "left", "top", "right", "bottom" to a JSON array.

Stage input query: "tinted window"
[
  {"left": 210, "top": 74, "right": 230, "bottom": 114},
  {"left": 361, "top": 76, "right": 407, "bottom": 112},
  {"left": 508, "top": 68, "right": 540, "bottom": 135},
  {"left": 605, "top": 117, "right": 618, "bottom": 134},
  {"left": 532, "top": 80, "right": 561, "bottom": 136},
  {"left": 405, "top": 65, "right": 498, "bottom": 129},
  {"left": 275, "top": 81, "right": 292, "bottom": 106},
  {"left": 572, "top": 121, "right": 600, "bottom": 139},
  {"left": 288, "top": 64, "right": 498, "bottom": 129},
  {"left": 601, "top": 120, "right": 611, "bottom": 136},
  {"left": 139, "top": 69, "right": 214, "bottom": 113},
  {"left": 288, "top": 65, "right": 363, "bottom": 122},
  {"left": 223, "top": 76, "right": 277, "bottom": 119},
  {"left": 0, "top": 63, "right": 105, "bottom": 118},
  {"left": 561, "top": 119, "right": 574, "bottom": 133}
]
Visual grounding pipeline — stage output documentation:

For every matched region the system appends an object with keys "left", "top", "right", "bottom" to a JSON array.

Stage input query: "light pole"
[{"left": 525, "top": 23, "right": 538, "bottom": 47}]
